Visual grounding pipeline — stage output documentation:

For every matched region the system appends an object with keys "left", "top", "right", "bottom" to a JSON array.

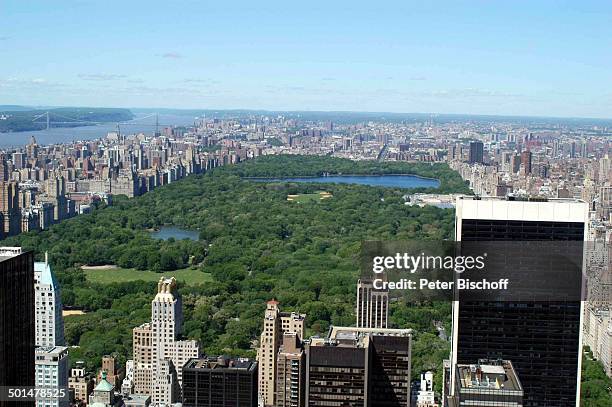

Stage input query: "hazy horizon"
[
  {"left": 2, "top": 104, "right": 611, "bottom": 122},
  {"left": 1, "top": 1, "right": 611, "bottom": 118}
]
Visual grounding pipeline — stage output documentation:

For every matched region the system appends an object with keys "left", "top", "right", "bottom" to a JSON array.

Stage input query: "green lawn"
[
  {"left": 287, "top": 191, "right": 332, "bottom": 203},
  {"left": 84, "top": 267, "right": 212, "bottom": 285}
]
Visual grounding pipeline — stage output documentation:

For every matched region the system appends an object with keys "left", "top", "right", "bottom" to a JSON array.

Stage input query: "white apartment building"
[
  {"left": 34, "top": 253, "right": 64, "bottom": 347},
  {"left": 35, "top": 346, "right": 69, "bottom": 407}
]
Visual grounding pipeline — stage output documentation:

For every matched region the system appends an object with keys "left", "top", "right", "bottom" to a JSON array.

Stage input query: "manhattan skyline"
[{"left": 0, "top": 0, "right": 611, "bottom": 119}]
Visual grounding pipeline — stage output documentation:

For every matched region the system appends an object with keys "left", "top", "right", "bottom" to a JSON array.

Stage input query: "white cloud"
[
  {"left": 160, "top": 52, "right": 183, "bottom": 59},
  {"left": 78, "top": 73, "right": 128, "bottom": 81}
]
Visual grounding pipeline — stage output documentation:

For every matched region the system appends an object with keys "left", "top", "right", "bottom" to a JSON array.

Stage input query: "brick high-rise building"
[
  {"left": 258, "top": 300, "right": 305, "bottom": 407},
  {"left": 520, "top": 150, "right": 532, "bottom": 175},
  {"left": 132, "top": 323, "right": 152, "bottom": 394},
  {"left": 98, "top": 355, "right": 123, "bottom": 386},
  {"left": 46, "top": 176, "right": 68, "bottom": 222},
  {"left": 275, "top": 332, "right": 306, "bottom": 407}
]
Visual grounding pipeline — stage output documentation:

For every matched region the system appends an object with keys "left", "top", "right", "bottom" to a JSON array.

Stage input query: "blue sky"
[{"left": 0, "top": 0, "right": 610, "bottom": 118}]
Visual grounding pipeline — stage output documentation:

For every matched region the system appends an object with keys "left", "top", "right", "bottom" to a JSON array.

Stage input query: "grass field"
[
  {"left": 287, "top": 191, "right": 332, "bottom": 203},
  {"left": 84, "top": 267, "right": 212, "bottom": 285}
]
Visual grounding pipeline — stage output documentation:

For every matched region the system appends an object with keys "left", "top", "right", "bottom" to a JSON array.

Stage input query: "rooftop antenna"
[{"left": 156, "top": 113, "right": 159, "bottom": 135}]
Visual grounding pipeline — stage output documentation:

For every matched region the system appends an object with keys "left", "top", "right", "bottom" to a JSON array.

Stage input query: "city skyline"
[{"left": 1, "top": 1, "right": 611, "bottom": 118}]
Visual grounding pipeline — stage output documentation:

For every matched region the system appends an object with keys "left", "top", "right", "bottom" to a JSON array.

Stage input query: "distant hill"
[
  {"left": 130, "top": 107, "right": 612, "bottom": 127},
  {"left": 0, "top": 105, "right": 33, "bottom": 111},
  {"left": 0, "top": 107, "right": 134, "bottom": 132}
]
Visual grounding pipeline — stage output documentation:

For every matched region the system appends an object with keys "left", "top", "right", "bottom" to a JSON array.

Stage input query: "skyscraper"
[
  {"left": 34, "top": 253, "right": 65, "bottom": 348},
  {"left": 0, "top": 247, "right": 34, "bottom": 404},
  {"left": 182, "top": 356, "right": 258, "bottom": 407},
  {"left": 46, "top": 176, "right": 67, "bottom": 223},
  {"left": 356, "top": 279, "right": 389, "bottom": 329},
  {"left": 275, "top": 332, "right": 306, "bottom": 407},
  {"left": 451, "top": 197, "right": 587, "bottom": 406},
  {"left": 468, "top": 142, "right": 484, "bottom": 164},
  {"left": 258, "top": 300, "right": 305, "bottom": 407},
  {"left": 131, "top": 277, "right": 200, "bottom": 404},
  {"left": 306, "top": 327, "right": 412, "bottom": 407},
  {"left": 0, "top": 181, "right": 20, "bottom": 237},
  {"left": 132, "top": 323, "right": 152, "bottom": 394},
  {"left": 520, "top": 150, "right": 532, "bottom": 175}
]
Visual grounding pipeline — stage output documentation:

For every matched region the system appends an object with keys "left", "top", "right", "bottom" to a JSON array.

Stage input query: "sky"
[{"left": 0, "top": 0, "right": 611, "bottom": 118}]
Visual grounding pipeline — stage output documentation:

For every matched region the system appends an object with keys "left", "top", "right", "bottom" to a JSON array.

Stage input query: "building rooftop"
[
  {"left": 184, "top": 356, "right": 257, "bottom": 372},
  {"left": 456, "top": 359, "right": 523, "bottom": 393},
  {"left": 328, "top": 326, "right": 412, "bottom": 341},
  {"left": 34, "top": 253, "right": 57, "bottom": 286},
  {"left": 35, "top": 346, "right": 68, "bottom": 358},
  {"left": 94, "top": 371, "right": 114, "bottom": 392},
  {"left": 458, "top": 195, "right": 585, "bottom": 203},
  {"left": 456, "top": 195, "right": 588, "bottom": 223},
  {"left": 0, "top": 246, "right": 23, "bottom": 261}
]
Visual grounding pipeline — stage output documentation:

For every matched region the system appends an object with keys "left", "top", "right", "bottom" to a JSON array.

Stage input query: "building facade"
[
  {"left": 451, "top": 197, "right": 587, "bottom": 406},
  {"left": 35, "top": 346, "right": 69, "bottom": 407},
  {"left": 275, "top": 332, "right": 306, "bottom": 407},
  {"left": 356, "top": 279, "right": 389, "bottom": 329},
  {"left": 0, "top": 247, "right": 34, "bottom": 404},
  {"left": 306, "top": 327, "right": 412, "bottom": 407},
  {"left": 182, "top": 356, "right": 258, "bottom": 407},
  {"left": 258, "top": 300, "right": 305, "bottom": 406},
  {"left": 34, "top": 253, "right": 65, "bottom": 348},
  {"left": 130, "top": 277, "right": 199, "bottom": 403},
  {"left": 68, "top": 361, "right": 94, "bottom": 406}
]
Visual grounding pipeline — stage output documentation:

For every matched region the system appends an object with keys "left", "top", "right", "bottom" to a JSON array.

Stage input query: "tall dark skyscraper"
[
  {"left": 451, "top": 197, "right": 587, "bottom": 407},
  {"left": 182, "top": 356, "right": 258, "bottom": 407},
  {"left": 0, "top": 182, "right": 20, "bottom": 238},
  {"left": 0, "top": 247, "right": 35, "bottom": 406},
  {"left": 468, "top": 141, "right": 484, "bottom": 164},
  {"left": 521, "top": 150, "right": 533, "bottom": 175},
  {"left": 306, "top": 327, "right": 412, "bottom": 407}
]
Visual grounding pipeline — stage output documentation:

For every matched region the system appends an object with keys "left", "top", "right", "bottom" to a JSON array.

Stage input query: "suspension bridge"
[{"left": 31, "top": 111, "right": 175, "bottom": 133}]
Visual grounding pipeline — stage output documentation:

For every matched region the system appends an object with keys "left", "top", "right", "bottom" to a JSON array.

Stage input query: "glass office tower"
[
  {"left": 451, "top": 197, "right": 587, "bottom": 407},
  {"left": 0, "top": 247, "right": 35, "bottom": 407}
]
